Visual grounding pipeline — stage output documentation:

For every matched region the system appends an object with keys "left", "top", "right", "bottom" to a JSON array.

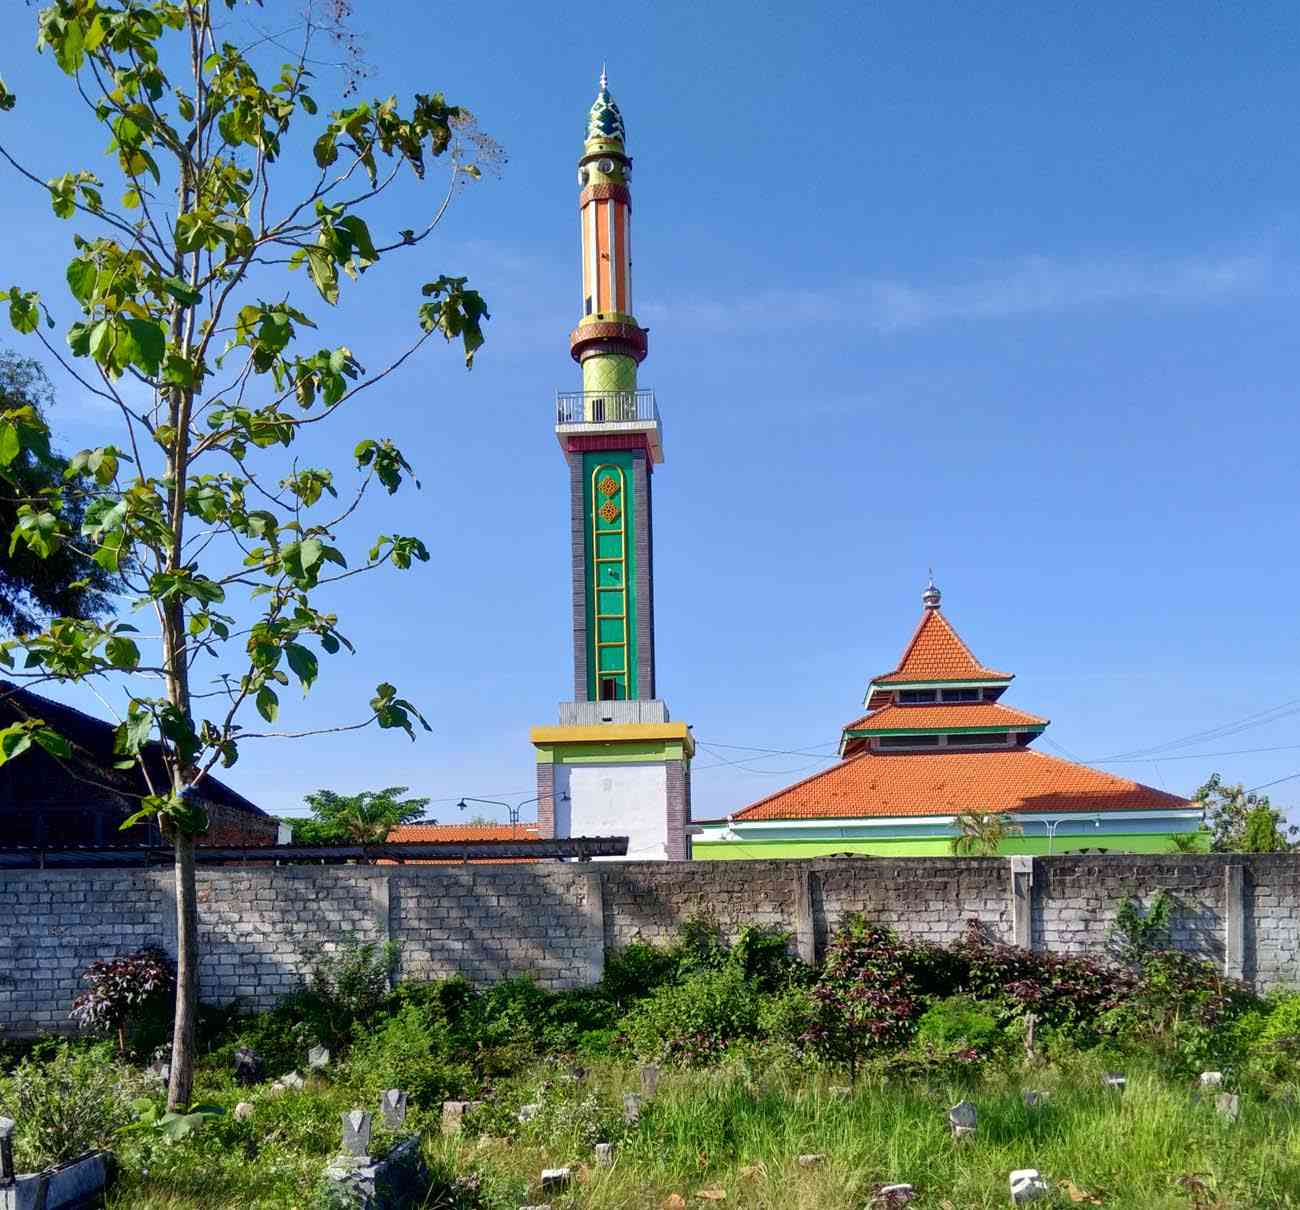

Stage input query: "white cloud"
[{"left": 641, "top": 249, "right": 1276, "bottom": 337}]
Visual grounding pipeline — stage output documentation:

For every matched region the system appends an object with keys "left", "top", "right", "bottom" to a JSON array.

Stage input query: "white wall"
[{"left": 554, "top": 762, "right": 669, "bottom": 860}]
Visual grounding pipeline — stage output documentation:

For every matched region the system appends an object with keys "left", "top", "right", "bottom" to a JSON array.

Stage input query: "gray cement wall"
[{"left": 1, "top": 855, "right": 1297, "bottom": 1035}]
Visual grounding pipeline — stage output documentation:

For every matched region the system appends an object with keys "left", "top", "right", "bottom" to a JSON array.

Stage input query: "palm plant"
[{"left": 949, "top": 809, "right": 1022, "bottom": 857}]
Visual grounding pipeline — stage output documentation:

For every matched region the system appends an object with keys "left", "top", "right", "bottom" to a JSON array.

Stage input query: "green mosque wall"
[{"left": 692, "top": 832, "right": 1195, "bottom": 861}]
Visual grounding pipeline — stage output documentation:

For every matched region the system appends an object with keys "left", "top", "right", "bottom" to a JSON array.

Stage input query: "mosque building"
[{"left": 692, "top": 580, "right": 1201, "bottom": 858}]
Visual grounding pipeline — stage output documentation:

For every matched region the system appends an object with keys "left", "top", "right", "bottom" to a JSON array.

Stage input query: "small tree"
[
  {"left": 290, "top": 784, "right": 430, "bottom": 845},
  {"left": 70, "top": 946, "right": 175, "bottom": 1056},
  {"left": 0, "top": 1, "right": 493, "bottom": 1108},
  {"left": 1196, "top": 773, "right": 1296, "bottom": 853},
  {"left": 949, "top": 808, "right": 1021, "bottom": 857},
  {"left": 0, "top": 350, "right": 117, "bottom": 635}
]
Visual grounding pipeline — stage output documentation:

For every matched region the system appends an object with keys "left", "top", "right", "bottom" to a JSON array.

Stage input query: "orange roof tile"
[
  {"left": 841, "top": 702, "right": 1047, "bottom": 733},
  {"left": 729, "top": 747, "right": 1190, "bottom": 821},
  {"left": 871, "top": 608, "right": 1012, "bottom": 686},
  {"left": 387, "top": 823, "right": 543, "bottom": 842}
]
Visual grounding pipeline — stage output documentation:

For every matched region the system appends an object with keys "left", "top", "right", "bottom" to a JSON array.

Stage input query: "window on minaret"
[
  {"left": 898, "top": 689, "right": 937, "bottom": 704},
  {"left": 941, "top": 688, "right": 980, "bottom": 703},
  {"left": 585, "top": 295, "right": 593, "bottom": 315},
  {"left": 599, "top": 676, "right": 619, "bottom": 702}
]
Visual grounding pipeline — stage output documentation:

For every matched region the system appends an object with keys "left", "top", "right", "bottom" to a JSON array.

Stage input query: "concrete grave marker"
[
  {"left": 1215, "top": 1093, "right": 1240, "bottom": 1122},
  {"left": 540, "top": 1167, "right": 572, "bottom": 1193},
  {"left": 640, "top": 1065, "right": 660, "bottom": 1098},
  {"left": 872, "top": 1186, "right": 916, "bottom": 1207},
  {"left": 381, "top": 1089, "right": 408, "bottom": 1131},
  {"left": 341, "top": 1110, "right": 372, "bottom": 1159},
  {"left": 1009, "top": 1169, "right": 1049, "bottom": 1204},
  {"left": 594, "top": 1142, "right": 614, "bottom": 1167},
  {"left": 623, "top": 1092, "right": 642, "bottom": 1124},
  {"left": 233, "top": 1047, "right": 263, "bottom": 1086},
  {"left": 518, "top": 1103, "right": 540, "bottom": 1123},
  {"left": 1022, "top": 1090, "right": 1050, "bottom": 1108},
  {"left": 798, "top": 1154, "right": 825, "bottom": 1168},
  {"left": 1102, "top": 1073, "right": 1126, "bottom": 1094},
  {"left": 0, "top": 1116, "right": 14, "bottom": 1185},
  {"left": 441, "top": 1101, "right": 470, "bottom": 1136},
  {"left": 308, "top": 1044, "right": 330, "bottom": 1070},
  {"left": 947, "top": 1099, "right": 977, "bottom": 1141},
  {"left": 234, "top": 1102, "right": 254, "bottom": 1121},
  {"left": 1200, "top": 1071, "right": 1224, "bottom": 1089}
]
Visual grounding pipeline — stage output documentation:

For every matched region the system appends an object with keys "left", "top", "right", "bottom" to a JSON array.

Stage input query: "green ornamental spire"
[{"left": 586, "top": 65, "right": 626, "bottom": 145}]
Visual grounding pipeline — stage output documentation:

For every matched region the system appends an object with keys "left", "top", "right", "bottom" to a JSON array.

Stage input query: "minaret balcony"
[{"left": 555, "top": 389, "right": 664, "bottom": 463}]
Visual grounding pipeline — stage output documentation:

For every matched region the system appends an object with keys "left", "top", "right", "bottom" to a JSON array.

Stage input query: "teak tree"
[{"left": 0, "top": 0, "right": 491, "bottom": 1109}]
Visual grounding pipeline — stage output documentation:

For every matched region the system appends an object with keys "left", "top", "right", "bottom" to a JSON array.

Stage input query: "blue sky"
[{"left": 2, "top": 1, "right": 1299, "bottom": 824}]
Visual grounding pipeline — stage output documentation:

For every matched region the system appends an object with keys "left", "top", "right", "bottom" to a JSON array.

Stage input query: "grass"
[{"left": 100, "top": 1050, "right": 1300, "bottom": 1210}]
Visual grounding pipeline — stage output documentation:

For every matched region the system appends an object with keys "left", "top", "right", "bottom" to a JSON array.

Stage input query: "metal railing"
[{"left": 556, "top": 389, "right": 658, "bottom": 426}]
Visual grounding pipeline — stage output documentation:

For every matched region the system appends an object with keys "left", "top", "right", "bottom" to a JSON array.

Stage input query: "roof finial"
[
  {"left": 599, "top": 63, "right": 608, "bottom": 92},
  {"left": 922, "top": 570, "right": 941, "bottom": 610}
]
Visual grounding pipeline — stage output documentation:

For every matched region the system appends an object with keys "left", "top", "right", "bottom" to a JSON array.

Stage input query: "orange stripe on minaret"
[
  {"left": 596, "top": 199, "right": 611, "bottom": 312},
  {"left": 613, "top": 204, "right": 627, "bottom": 313}
]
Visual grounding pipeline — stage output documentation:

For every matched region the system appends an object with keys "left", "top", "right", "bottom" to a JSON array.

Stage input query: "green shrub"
[
  {"left": 0, "top": 1042, "right": 134, "bottom": 1168},
  {"left": 345, "top": 1003, "right": 472, "bottom": 1105},
  {"left": 620, "top": 965, "right": 760, "bottom": 1065},
  {"left": 300, "top": 939, "right": 400, "bottom": 1049},
  {"left": 914, "top": 994, "right": 1000, "bottom": 1052},
  {"left": 602, "top": 941, "right": 677, "bottom": 1006},
  {"left": 1245, "top": 993, "right": 1300, "bottom": 1080},
  {"left": 756, "top": 982, "right": 815, "bottom": 1050}
]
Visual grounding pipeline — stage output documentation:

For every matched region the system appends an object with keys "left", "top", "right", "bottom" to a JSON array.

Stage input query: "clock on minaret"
[{"left": 530, "top": 71, "right": 694, "bottom": 862}]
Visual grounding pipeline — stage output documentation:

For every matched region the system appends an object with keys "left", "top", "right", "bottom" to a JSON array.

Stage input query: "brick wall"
[{"left": 1, "top": 855, "right": 1297, "bottom": 1035}]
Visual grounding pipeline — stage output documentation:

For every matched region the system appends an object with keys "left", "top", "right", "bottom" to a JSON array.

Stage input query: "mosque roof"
[
  {"left": 841, "top": 702, "right": 1048, "bottom": 734},
  {"left": 586, "top": 68, "right": 626, "bottom": 144},
  {"left": 869, "top": 605, "right": 1012, "bottom": 687},
  {"left": 725, "top": 747, "right": 1191, "bottom": 822}
]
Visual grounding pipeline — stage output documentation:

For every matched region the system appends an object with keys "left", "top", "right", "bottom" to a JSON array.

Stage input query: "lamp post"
[
  {"left": 456, "top": 796, "right": 539, "bottom": 838},
  {"left": 1040, "top": 815, "right": 1102, "bottom": 855}
]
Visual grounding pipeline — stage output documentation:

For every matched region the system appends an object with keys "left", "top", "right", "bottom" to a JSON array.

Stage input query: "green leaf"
[
  {"left": 285, "top": 643, "right": 318, "bottom": 693},
  {"left": 162, "top": 275, "right": 202, "bottom": 306},
  {"left": 0, "top": 77, "right": 16, "bottom": 112},
  {"left": 66, "top": 259, "right": 97, "bottom": 304},
  {"left": 114, "top": 708, "right": 153, "bottom": 757},
  {"left": 0, "top": 423, "right": 18, "bottom": 467},
  {"left": 298, "top": 536, "right": 323, "bottom": 571},
  {"left": 255, "top": 686, "right": 279, "bottom": 724},
  {"left": 0, "top": 724, "right": 33, "bottom": 764},
  {"left": 32, "top": 727, "right": 71, "bottom": 759},
  {"left": 105, "top": 635, "right": 141, "bottom": 669},
  {"left": 126, "top": 318, "right": 165, "bottom": 376},
  {"left": 303, "top": 248, "right": 339, "bottom": 304}
]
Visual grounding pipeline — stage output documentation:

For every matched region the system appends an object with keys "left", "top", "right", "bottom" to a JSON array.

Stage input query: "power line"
[
  {"left": 1247, "top": 771, "right": 1300, "bottom": 794},
  {"left": 1089, "top": 742, "right": 1300, "bottom": 764},
  {"left": 1092, "top": 698, "right": 1300, "bottom": 763}
]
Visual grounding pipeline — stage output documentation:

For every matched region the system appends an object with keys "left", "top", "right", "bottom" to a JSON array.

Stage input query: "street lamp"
[
  {"left": 1038, "top": 815, "right": 1102, "bottom": 855},
  {"left": 456, "top": 795, "right": 540, "bottom": 838}
]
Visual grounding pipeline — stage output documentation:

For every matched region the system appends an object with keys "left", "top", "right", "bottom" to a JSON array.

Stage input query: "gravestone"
[
  {"left": 234, "top": 1102, "right": 254, "bottom": 1122},
  {"left": 798, "top": 1154, "right": 825, "bottom": 1168},
  {"left": 873, "top": 1186, "right": 916, "bottom": 1207},
  {"left": 540, "top": 1167, "right": 571, "bottom": 1193},
  {"left": 1009, "top": 1169, "right": 1049, "bottom": 1204},
  {"left": 1200, "top": 1071, "right": 1223, "bottom": 1089},
  {"left": 342, "top": 1110, "right": 372, "bottom": 1159},
  {"left": 1215, "top": 1093, "right": 1240, "bottom": 1122},
  {"left": 0, "top": 1116, "right": 14, "bottom": 1184},
  {"left": 947, "top": 1099, "right": 977, "bottom": 1141},
  {"left": 381, "top": 1089, "right": 408, "bottom": 1131},
  {"left": 308, "top": 1045, "right": 330, "bottom": 1070},
  {"left": 1022, "top": 1090, "right": 1049, "bottom": 1108},
  {"left": 623, "top": 1092, "right": 642, "bottom": 1124},
  {"left": 518, "top": 1103, "right": 540, "bottom": 1123},
  {"left": 640, "top": 1065, "right": 660, "bottom": 1098},
  {"left": 1102, "top": 1073, "right": 1126, "bottom": 1094},
  {"left": 441, "top": 1101, "right": 470, "bottom": 1136},
  {"left": 594, "top": 1142, "right": 614, "bottom": 1168},
  {"left": 233, "top": 1047, "right": 264, "bottom": 1086},
  {"left": 281, "top": 1071, "right": 306, "bottom": 1091}
]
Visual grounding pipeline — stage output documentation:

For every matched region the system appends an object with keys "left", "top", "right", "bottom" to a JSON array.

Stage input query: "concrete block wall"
[{"left": 2, "top": 855, "right": 1299, "bottom": 1035}]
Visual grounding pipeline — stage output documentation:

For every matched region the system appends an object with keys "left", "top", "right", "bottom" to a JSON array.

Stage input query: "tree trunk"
[{"left": 167, "top": 832, "right": 198, "bottom": 1110}]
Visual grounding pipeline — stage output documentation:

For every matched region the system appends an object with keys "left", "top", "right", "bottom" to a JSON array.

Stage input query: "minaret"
[{"left": 531, "top": 72, "right": 694, "bottom": 861}]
